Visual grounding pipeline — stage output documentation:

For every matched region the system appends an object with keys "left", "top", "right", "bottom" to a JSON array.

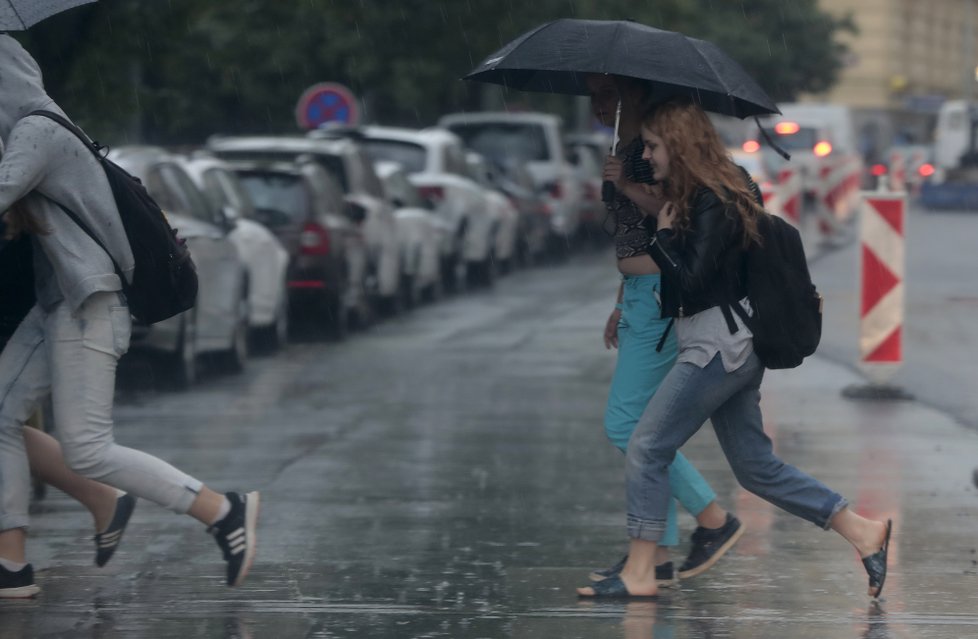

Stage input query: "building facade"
[{"left": 807, "top": 0, "right": 978, "bottom": 152}]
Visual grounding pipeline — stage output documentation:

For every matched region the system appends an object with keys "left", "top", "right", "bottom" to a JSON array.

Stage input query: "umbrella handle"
[{"left": 601, "top": 100, "right": 623, "bottom": 203}]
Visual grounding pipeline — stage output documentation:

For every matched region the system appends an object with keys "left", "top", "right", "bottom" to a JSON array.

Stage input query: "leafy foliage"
[{"left": 16, "top": 0, "right": 853, "bottom": 145}]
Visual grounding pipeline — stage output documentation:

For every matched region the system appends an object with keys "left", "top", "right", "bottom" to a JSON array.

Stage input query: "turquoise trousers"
[{"left": 604, "top": 274, "right": 716, "bottom": 546}]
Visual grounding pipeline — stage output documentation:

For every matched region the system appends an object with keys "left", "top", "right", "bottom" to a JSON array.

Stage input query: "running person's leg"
[
  {"left": 0, "top": 307, "right": 48, "bottom": 597},
  {"left": 47, "top": 293, "right": 259, "bottom": 586}
]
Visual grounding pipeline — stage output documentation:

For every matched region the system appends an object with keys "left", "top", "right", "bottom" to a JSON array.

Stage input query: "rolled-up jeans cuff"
[
  {"left": 0, "top": 514, "right": 29, "bottom": 531},
  {"left": 627, "top": 515, "right": 665, "bottom": 542},
  {"left": 820, "top": 496, "right": 849, "bottom": 530}
]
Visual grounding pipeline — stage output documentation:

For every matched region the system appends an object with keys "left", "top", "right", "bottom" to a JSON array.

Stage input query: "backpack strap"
[{"left": 27, "top": 110, "right": 106, "bottom": 160}]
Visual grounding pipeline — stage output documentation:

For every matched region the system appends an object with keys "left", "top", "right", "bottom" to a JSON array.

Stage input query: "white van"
[
  {"left": 747, "top": 103, "right": 859, "bottom": 198},
  {"left": 933, "top": 100, "right": 976, "bottom": 170}
]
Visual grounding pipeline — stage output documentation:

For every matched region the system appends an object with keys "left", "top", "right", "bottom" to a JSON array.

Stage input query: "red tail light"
[
  {"left": 417, "top": 185, "right": 445, "bottom": 204},
  {"left": 918, "top": 163, "right": 935, "bottom": 177},
  {"left": 813, "top": 141, "right": 833, "bottom": 157},
  {"left": 742, "top": 140, "right": 761, "bottom": 153},
  {"left": 300, "top": 222, "right": 330, "bottom": 255},
  {"left": 870, "top": 164, "right": 887, "bottom": 177}
]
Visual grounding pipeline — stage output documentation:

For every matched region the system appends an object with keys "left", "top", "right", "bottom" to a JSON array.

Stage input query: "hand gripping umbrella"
[
  {"left": 464, "top": 19, "right": 782, "bottom": 199},
  {"left": 0, "top": 0, "right": 96, "bottom": 31}
]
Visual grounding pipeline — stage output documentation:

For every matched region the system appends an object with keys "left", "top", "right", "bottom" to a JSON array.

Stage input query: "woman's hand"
[
  {"left": 602, "top": 156, "right": 627, "bottom": 191},
  {"left": 657, "top": 202, "right": 678, "bottom": 231},
  {"left": 604, "top": 308, "right": 622, "bottom": 349}
]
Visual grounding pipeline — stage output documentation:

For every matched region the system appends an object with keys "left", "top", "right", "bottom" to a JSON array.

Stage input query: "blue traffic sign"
[{"left": 295, "top": 82, "right": 360, "bottom": 130}]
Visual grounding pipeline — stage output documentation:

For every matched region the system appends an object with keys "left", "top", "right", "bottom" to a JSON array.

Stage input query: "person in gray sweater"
[{"left": 0, "top": 35, "right": 259, "bottom": 598}]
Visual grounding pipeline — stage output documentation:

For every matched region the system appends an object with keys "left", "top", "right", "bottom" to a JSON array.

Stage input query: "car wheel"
[
  {"left": 224, "top": 305, "right": 249, "bottom": 374},
  {"left": 327, "top": 293, "right": 349, "bottom": 341},
  {"left": 165, "top": 314, "right": 197, "bottom": 390}
]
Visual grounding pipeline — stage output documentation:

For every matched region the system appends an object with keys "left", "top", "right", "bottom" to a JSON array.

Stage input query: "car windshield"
[
  {"left": 761, "top": 126, "right": 819, "bottom": 151},
  {"left": 447, "top": 123, "right": 550, "bottom": 163},
  {"left": 215, "top": 149, "right": 348, "bottom": 192},
  {"left": 361, "top": 140, "right": 427, "bottom": 174},
  {"left": 235, "top": 171, "right": 309, "bottom": 222}
]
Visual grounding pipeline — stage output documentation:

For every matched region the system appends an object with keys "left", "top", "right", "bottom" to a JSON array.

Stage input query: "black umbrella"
[
  {"left": 0, "top": 0, "right": 96, "bottom": 31},
  {"left": 464, "top": 18, "right": 779, "bottom": 120}
]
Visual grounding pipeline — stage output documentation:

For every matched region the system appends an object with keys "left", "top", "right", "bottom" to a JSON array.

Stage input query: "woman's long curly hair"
[
  {"left": 3, "top": 201, "right": 46, "bottom": 239},
  {"left": 641, "top": 98, "right": 763, "bottom": 248}
]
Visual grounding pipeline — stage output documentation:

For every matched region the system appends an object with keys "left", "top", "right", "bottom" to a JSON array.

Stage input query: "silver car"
[{"left": 108, "top": 146, "right": 250, "bottom": 388}]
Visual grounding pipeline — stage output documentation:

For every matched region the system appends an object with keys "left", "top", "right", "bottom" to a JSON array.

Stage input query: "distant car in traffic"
[
  {"left": 108, "top": 146, "right": 250, "bottom": 387},
  {"left": 181, "top": 154, "right": 290, "bottom": 350},
  {"left": 228, "top": 159, "right": 366, "bottom": 338},
  {"left": 353, "top": 125, "right": 497, "bottom": 291},
  {"left": 208, "top": 134, "right": 402, "bottom": 315},
  {"left": 439, "top": 111, "right": 583, "bottom": 256},
  {"left": 373, "top": 160, "right": 447, "bottom": 305}
]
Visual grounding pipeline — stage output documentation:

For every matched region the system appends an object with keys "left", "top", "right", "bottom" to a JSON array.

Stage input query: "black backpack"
[
  {"left": 29, "top": 110, "right": 198, "bottom": 325},
  {"left": 727, "top": 212, "right": 823, "bottom": 369}
]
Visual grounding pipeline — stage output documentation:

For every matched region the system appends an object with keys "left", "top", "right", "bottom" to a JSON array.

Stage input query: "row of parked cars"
[{"left": 116, "top": 111, "right": 610, "bottom": 388}]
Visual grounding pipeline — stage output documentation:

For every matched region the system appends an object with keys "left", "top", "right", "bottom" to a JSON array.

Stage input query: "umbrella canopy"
[
  {"left": 464, "top": 18, "right": 779, "bottom": 119},
  {"left": 0, "top": 0, "right": 96, "bottom": 31}
]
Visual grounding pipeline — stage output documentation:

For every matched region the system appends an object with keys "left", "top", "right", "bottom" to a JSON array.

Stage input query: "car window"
[
  {"left": 215, "top": 169, "right": 258, "bottom": 220},
  {"left": 361, "top": 139, "right": 427, "bottom": 174},
  {"left": 235, "top": 171, "right": 311, "bottom": 223},
  {"left": 443, "top": 143, "right": 468, "bottom": 176},
  {"left": 447, "top": 122, "right": 551, "bottom": 164},
  {"left": 201, "top": 168, "right": 230, "bottom": 213},
  {"left": 305, "top": 165, "right": 346, "bottom": 213},
  {"left": 146, "top": 163, "right": 215, "bottom": 224},
  {"left": 759, "top": 126, "right": 819, "bottom": 151},
  {"left": 352, "top": 149, "right": 385, "bottom": 197}
]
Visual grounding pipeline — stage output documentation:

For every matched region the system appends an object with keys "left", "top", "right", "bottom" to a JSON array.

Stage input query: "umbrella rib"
[{"left": 8, "top": 3, "right": 25, "bottom": 28}]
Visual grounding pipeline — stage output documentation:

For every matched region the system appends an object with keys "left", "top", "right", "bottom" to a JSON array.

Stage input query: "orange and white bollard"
[{"left": 843, "top": 191, "right": 913, "bottom": 400}]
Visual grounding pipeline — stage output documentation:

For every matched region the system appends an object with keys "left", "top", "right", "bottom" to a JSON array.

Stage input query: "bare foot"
[{"left": 856, "top": 520, "right": 888, "bottom": 559}]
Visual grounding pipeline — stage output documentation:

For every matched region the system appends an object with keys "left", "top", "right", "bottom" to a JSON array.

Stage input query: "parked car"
[
  {"left": 181, "top": 154, "right": 290, "bottom": 350},
  {"left": 208, "top": 135, "right": 402, "bottom": 315},
  {"left": 565, "top": 139, "right": 607, "bottom": 245},
  {"left": 108, "top": 146, "right": 250, "bottom": 387},
  {"left": 464, "top": 151, "right": 520, "bottom": 276},
  {"left": 228, "top": 159, "right": 366, "bottom": 338},
  {"left": 485, "top": 157, "right": 551, "bottom": 266},
  {"left": 439, "top": 111, "right": 583, "bottom": 256},
  {"left": 352, "top": 125, "right": 497, "bottom": 291},
  {"left": 373, "top": 160, "right": 448, "bottom": 305}
]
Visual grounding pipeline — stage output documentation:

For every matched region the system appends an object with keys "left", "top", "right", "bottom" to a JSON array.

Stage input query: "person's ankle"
[{"left": 695, "top": 504, "right": 728, "bottom": 530}]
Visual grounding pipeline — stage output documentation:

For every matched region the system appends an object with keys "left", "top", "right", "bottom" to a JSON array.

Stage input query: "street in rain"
[{"left": 1, "top": 2, "right": 978, "bottom": 639}]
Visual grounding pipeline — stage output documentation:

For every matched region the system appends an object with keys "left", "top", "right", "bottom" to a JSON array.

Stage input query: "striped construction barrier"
[
  {"left": 817, "top": 154, "right": 863, "bottom": 238},
  {"left": 858, "top": 192, "right": 905, "bottom": 380}
]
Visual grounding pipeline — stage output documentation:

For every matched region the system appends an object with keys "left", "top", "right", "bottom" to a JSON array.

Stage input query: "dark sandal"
[
  {"left": 861, "top": 519, "right": 892, "bottom": 598},
  {"left": 577, "top": 575, "right": 658, "bottom": 599}
]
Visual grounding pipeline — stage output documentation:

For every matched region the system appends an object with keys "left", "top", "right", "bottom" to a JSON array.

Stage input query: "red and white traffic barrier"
[
  {"left": 817, "top": 155, "right": 863, "bottom": 238},
  {"left": 760, "top": 167, "right": 802, "bottom": 227},
  {"left": 858, "top": 192, "right": 905, "bottom": 381}
]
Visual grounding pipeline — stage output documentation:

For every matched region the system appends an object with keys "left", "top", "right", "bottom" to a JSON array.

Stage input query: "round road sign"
[{"left": 295, "top": 82, "right": 360, "bottom": 130}]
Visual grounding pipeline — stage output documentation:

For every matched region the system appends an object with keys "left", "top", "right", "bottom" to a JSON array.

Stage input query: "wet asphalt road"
[{"left": 4, "top": 210, "right": 978, "bottom": 638}]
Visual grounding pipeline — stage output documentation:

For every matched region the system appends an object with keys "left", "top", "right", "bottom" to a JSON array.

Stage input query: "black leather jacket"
[{"left": 646, "top": 188, "right": 748, "bottom": 319}]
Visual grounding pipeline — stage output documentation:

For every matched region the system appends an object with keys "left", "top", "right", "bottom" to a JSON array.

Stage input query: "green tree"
[{"left": 19, "top": 0, "right": 853, "bottom": 145}]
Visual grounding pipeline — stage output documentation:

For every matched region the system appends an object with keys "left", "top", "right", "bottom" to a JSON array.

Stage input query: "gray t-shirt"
[{"left": 675, "top": 298, "right": 754, "bottom": 372}]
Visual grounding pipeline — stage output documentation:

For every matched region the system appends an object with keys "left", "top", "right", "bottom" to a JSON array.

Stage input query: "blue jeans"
[
  {"left": 0, "top": 293, "right": 202, "bottom": 532},
  {"left": 625, "top": 351, "right": 848, "bottom": 541},
  {"left": 605, "top": 274, "right": 716, "bottom": 547}
]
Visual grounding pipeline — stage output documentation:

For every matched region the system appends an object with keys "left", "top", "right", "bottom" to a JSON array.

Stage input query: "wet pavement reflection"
[{"left": 4, "top": 250, "right": 978, "bottom": 638}]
